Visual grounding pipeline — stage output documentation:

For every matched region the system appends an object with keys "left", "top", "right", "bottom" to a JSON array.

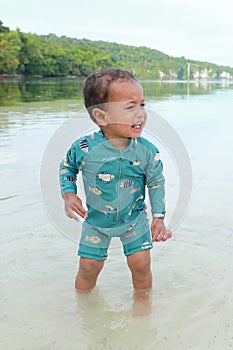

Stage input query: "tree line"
[{"left": 0, "top": 20, "right": 232, "bottom": 79}]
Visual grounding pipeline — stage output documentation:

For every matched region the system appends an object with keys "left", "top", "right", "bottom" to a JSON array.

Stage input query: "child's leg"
[
  {"left": 76, "top": 221, "right": 110, "bottom": 292},
  {"left": 127, "top": 250, "right": 152, "bottom": 316},
  {"left": 126, "top": 250, "right": 152, "bottom": 291},
  {"left": 75, "top": 257, "right": 105, "bottom": 292}
]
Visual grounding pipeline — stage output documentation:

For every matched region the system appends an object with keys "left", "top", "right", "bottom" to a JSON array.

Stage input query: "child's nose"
[{"left": 135, "top": 105, "right": 145, "bottom": 117}]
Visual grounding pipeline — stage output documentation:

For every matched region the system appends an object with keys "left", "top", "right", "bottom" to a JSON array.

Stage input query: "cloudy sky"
[{"left": 1, "top": 0, "right": 233, "bottom": 67}]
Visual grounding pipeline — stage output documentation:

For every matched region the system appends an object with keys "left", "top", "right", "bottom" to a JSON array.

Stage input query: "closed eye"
[
  {"left": 125, "top": 105, "right": 135, "bottom": 110},
  {"left": 124, "top": 103, "right": 145, "bottom": 110}
]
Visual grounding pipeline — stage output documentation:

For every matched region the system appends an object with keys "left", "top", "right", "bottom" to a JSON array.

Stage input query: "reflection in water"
[
  {"left": 0, "top": 78, "right": 232, "bottom": 106},
  {"left": 141, "top": 79, "right": 233, "bottom": 99},
  {"left": 0, "top": 78, "right": 84, "bottom": 106}
]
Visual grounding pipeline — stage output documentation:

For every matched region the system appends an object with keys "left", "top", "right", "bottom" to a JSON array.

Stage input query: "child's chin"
[{"left": 131, "top": 130, "right": 143, "bottom": 137}]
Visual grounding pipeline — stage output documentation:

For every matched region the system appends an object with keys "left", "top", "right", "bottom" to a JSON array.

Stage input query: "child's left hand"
[{"left": 151, "top": 218, "right": 172, "bottom": 242}]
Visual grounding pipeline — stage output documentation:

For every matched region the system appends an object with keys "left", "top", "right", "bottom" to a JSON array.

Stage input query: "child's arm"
[
  {"left": 60, "top": 141, "right": 87, "bottom": 220},
  {"left": 144, "top": 143, "right": 172, "bottom": 241},
  {"left": 146, "top": 152, "right": 166, "bottom": 218}
]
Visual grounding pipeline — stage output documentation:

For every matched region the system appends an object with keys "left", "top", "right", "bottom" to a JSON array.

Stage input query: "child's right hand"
[{"left": 62, "top": 192, "right": 87, "bottom": 221}]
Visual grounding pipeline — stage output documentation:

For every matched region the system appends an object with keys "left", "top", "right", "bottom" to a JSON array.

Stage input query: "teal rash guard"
[{"left": 60, "top": 129, "right": 166, "bottom": 228}]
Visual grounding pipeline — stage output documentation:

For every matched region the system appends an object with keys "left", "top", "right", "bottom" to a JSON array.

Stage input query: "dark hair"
[{"left": 83, "top": 68, "right": 137, "bottom": 123}]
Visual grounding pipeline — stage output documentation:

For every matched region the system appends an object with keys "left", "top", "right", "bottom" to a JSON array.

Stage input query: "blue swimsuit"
[{"left": 60, "top": 129, "right": 166, "bottom": 259}]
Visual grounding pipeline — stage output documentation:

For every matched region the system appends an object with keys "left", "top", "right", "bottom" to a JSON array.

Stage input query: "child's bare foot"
[{"left": 133, "top": 289, "right": 152, "bottom": 317}]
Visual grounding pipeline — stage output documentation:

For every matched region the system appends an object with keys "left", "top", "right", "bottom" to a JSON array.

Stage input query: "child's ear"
[{"left": 92, "top": 108, "right": 108, "bottom": 126}]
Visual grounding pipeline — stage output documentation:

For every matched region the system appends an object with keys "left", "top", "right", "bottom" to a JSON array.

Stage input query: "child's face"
[{"left": 103, "top": 80, "right": 147, "bottom": 141}]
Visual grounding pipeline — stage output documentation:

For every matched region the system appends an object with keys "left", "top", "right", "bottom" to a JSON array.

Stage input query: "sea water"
[{"left": 0, "top": 79, "right": 233, "bottom": 349}]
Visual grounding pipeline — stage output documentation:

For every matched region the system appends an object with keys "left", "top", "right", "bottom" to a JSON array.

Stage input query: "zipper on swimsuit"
[{"left": 116, "top": 157, "right": 123, "bottom": 221}]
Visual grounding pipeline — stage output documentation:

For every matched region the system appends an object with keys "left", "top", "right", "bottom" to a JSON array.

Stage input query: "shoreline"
[{"left": 1, "top": 74, "right": 233, "bottom": 82}]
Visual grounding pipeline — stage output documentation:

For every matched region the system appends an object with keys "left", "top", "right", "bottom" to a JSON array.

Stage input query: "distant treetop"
[{"left": 0, "top": 20, "right": 232, "bottom": 79}]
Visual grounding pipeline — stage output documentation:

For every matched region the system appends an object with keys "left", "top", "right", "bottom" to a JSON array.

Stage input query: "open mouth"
[{"left": 131, "top": 122, "right": 143, "bottom": 130}]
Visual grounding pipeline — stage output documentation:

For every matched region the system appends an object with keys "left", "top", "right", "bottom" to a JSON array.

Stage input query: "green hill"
[{"left": 0, "top": 20, "right": 232, "bottom": 79}]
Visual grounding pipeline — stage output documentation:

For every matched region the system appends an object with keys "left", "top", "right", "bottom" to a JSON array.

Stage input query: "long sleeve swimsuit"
[{"left": 60, "top": 129, "right": 165, "bottom": 229}]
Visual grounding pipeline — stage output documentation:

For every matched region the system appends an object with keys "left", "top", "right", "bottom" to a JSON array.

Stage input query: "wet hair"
[{"left": 83, "top": 68, "right": 137, "bottom": 123}]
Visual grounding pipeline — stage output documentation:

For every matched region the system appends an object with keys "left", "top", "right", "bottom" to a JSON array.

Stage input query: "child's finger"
[
  {"left": 71, "top": 210, "right": 82, "bottom": 222},
  {"left": 161, "top": 230, "right": 172, "bottom": 241},
  {"left": 153, "top": 229, "right": 172, "bottom": 242},
  {"left": 75, "top": 198, "right": 87, "bottom": 215},
  {"left": 75, "top": 203, "right": 87, "bottom": 217},
  {"left": 166, "top": 230, "right": 172, "bottom": 238}
]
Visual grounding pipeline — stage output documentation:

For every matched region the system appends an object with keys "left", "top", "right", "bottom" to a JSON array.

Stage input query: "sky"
[{"left": 1, "top": 0, "right": 233, "bottom": 67}]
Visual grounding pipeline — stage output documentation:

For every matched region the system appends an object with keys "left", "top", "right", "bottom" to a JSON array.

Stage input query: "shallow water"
[{"left": 0, "top": 80, "right": 233, "bottom": 349}]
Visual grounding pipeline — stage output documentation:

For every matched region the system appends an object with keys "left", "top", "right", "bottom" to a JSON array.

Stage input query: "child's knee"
[
  {"left": 79, "top": 258, "right": 104, "bottom": 277},
  {"left": 127, "top": 252, "right": 151, "bottom": 275},
  {"left": 135, "top": 258, "right": 151, "bottom": 274}
]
